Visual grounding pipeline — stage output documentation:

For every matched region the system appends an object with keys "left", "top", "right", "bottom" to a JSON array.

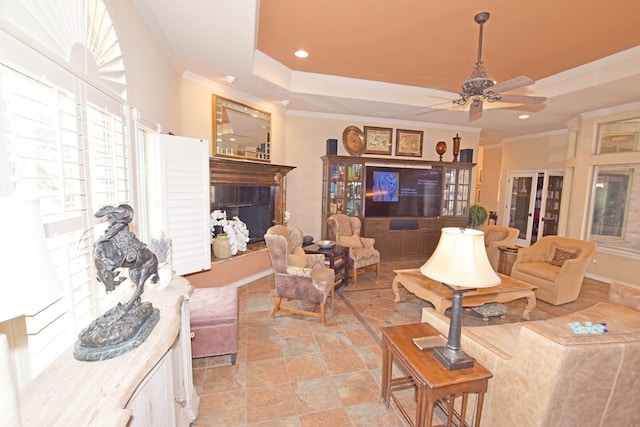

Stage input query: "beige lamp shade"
[
  {"left": 0, "top": 198, "right": 63, "bottom": 322},
  {"left": 420, "top": 227, "right": 500, "bottom": 288}
]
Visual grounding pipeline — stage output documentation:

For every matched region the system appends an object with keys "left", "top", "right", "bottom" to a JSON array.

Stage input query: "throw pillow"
[
  {"left": 288, "top": 246, "right": 307, "bottom": 268},
  {"left": 550, "top": 248, "right": 578, "bottom": 267},
  {"left": 339, "top": 234, "right": 363, "bottom": 248},
  {"left": 545, "top": 243, "right": 579, "bottom": 263}
]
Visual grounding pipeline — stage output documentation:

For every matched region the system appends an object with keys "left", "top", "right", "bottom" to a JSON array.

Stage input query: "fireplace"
[
  {"left": 211, "top": 185, "right": 275, "bottom": 244},
  {"left": 209, "top": 158, "right": 295, "bottom": 244}
]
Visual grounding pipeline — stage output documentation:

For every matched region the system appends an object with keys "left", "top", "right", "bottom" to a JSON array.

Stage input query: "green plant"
[{"left": 468, "top": 204, "right": 488, "bottom": 229}]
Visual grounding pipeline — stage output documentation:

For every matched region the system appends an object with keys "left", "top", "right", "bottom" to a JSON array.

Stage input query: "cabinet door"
[
  {"left": 442, "top": 167, "right": 471, "bottom": 217},
  {"left": 506, "top": 172, "right": 537, "bottom": 247}
]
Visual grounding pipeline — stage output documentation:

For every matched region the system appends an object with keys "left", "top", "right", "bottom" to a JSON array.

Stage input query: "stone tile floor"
[{"left": 191, "top": 259, "right": 607, "bottom": 426}]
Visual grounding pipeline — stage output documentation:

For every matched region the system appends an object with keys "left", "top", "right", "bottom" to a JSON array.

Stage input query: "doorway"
[{"left": 505, "top": 170, "right": 564, "bottom": 246}]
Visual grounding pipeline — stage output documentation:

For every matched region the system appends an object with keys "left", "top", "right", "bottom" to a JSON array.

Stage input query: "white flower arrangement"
[
  {"left": 210, "top": 210, "right": 250, "bottom": 255},
  {"left": 284, "top": 210, "right": 292, "bottom": 226}
]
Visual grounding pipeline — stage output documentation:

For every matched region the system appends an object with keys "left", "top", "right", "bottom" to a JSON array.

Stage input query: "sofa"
[
  {"left": 511, "top": 235, "right": 596, "bottom": 305},
  {"left": 480, "top": 225, "right": 519, "bottom": 271},
  {"left": 421, "top": 282, "right": 640, "bottom": 426}
]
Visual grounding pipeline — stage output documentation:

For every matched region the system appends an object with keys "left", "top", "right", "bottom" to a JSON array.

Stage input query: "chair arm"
[
  {"left": 305, "top": 254, "right": 326, "bottom": 269},
  {"left": 310, "top": 268, "right": 335, "bottom": 296},
  {"left": 359, "top": 237, "right": 375, "bottom": 248},
  {"left": 556, "top": 256, "right": 591, "bottom": 283}
]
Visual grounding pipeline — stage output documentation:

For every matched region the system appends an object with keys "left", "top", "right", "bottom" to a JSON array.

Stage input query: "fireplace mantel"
[{"left": 209, "top": 157, "right": 295, "bottom": 225}]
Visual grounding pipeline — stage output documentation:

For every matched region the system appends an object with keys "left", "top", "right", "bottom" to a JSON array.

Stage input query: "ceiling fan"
[{"left": 453, "top": 11, "right": 546, "bottom": 120}]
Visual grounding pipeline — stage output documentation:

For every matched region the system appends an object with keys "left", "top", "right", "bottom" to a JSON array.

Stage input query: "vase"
[{"left": 213, "top": 234, "right": 232, "bottom": 259}]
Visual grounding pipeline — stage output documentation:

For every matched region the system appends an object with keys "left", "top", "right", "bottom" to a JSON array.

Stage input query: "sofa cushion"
[
  {"left": 513, "top": 261, "right": 559, "bottom": 281},
  {"left": 339, "top": 234, "right": 362, "bottom": 248},
  {"left": 550, "top": 247, "right": 578, "bottom": 267},
  {"left": 609, "top": 282, "right": 640, "bottom": 311},
  {"left": 531, "top": 302, "right": 640, "bottom": 344}
]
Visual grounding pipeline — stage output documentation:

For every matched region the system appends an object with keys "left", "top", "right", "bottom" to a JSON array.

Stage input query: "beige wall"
[
  {"left": 493, "top": 107, "right": 640, "bottom": 286},
  {"left": 283, "top": 113, "right": 481, "bottom": 240},
  {"left": 565, "top": 105, "right": 640, "bottom": 285},
  {"left": 477, "top": 145, "right": 502, "bottom": 215}
]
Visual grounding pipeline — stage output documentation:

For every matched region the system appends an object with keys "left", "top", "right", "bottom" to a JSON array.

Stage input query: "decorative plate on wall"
[{"left": 342, "top": 125, "right": 365, "bottom": 156}]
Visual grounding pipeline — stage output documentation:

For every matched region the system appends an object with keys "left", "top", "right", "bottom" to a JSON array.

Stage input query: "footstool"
[{"left": 189, "top": 286, "right": 239, "bottom": 364}]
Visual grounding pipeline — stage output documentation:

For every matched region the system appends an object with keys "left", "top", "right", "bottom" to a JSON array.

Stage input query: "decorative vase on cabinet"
[{"left": 213, "top": 234, "right": 232, "bottom": 259}]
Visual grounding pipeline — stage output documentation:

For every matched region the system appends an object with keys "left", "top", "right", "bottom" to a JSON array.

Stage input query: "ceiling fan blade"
[
  {"left": 498, "top": 94, "right": 547, "bottom": 104},
  {"left": 415, "top": 100, "right": 458, "bottom": 116},
  {"left": 469, "top": 99, "right": 483, "bottom": 121},
  {"left": 491, "top": 75, "right": 535, "bottom": 93}
]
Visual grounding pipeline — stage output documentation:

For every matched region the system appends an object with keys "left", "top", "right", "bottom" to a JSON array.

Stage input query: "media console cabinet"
[{"left": 321, "top": 155, "right": 475, "bottom": 261}]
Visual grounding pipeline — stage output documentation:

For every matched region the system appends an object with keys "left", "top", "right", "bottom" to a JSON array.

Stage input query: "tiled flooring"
[{"left": 191, "top": 260, "right": 608, "bottom": 426}]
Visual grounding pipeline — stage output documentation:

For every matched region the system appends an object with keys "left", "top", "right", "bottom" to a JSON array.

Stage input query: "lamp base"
[{"left": 433, "top": 346, "right": 475, "bottom": 370}]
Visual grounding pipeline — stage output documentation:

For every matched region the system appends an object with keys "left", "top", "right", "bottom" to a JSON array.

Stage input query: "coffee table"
[{"left": 392, "top": 268, "right": 537, "bottom": 320}]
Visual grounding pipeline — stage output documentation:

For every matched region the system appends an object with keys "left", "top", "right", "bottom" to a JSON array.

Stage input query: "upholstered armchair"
[
  {"left": 479, "top": 225, "right": 519, "bottom": 270},
  {"left": 327, "top": 214, "right": 380, "bottom": 285},
  {"left": 265, "top": 225, "right": 335, "bottom": 325},
  {"left": 511, "top": 235, "right": 596, "bottom": 305}
]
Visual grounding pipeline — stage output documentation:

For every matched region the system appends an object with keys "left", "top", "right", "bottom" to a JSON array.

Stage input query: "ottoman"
[{"left": 189, "top": 286, "right": 239, "bottom": 364}]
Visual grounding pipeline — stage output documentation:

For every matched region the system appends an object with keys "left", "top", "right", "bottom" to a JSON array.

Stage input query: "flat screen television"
[{"left": 364, "top": 166, "right": 442, "bottom": 217}]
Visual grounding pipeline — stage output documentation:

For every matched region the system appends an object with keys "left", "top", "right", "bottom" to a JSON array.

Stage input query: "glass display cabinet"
[
  {"left": 321, "top": 156, "right": 365, "bottom": 236},
  {"left": 442, "top": 166, "right": 471, "bottom": 217}
]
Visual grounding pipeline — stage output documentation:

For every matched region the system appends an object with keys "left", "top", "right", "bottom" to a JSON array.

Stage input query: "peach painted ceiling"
[{"left": 138, "top": 0, "right": 640, "bottom": 143}]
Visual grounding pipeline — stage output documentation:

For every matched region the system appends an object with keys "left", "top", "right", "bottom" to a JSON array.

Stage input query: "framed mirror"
[{"left": 212, "top": 95, "right": 271, "bottom": 162}]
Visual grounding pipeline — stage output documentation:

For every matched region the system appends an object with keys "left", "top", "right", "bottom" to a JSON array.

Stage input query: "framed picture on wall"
[
  {"left": 364, "top": 126, "right": 393, "bottom": 155},
  {"left": 395, "top": 129, "right": 423, "bottom": 157}
]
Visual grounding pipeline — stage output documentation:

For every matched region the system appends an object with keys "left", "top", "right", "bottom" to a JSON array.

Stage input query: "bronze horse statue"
[{"left": 93, "top": 204, "right": 158, "bottom": 312}]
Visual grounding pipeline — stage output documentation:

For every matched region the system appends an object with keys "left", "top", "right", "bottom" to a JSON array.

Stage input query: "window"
[
  {"left": 0, "top": 62, "right": 131, "bottom": 383},
  {"left": 596, "top": 118, "right": 640, "bottom": 154},
  {"left": 587, "top": 164, "right": 640, "bottom": 254}
]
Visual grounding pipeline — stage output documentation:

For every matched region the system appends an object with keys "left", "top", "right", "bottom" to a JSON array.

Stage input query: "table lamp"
[
  {"left": 0, "top": 198, "right": 63, "bottom": 321},
  {"left": 0, "top": 198, "right": 64, "bottom": 427},
  {"left": 420, "top": 227, "right": 500, "bottom": 370}
]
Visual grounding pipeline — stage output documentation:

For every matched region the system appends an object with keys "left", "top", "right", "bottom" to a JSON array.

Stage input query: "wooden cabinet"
[
  {"left": 19, "top": 277, "right": 199, "bottom": 426},
  {"left": 364, "top": 217, "right": 463, "bottom": 261},
  {"left": 321, "top": 155, "right": 474, "bottom": 260},
  {"left": 321, "top": 156, "right": 365, "bottom": 236},
  {"left": 442, "top": 165, "right": 471, "bottom": 217}
]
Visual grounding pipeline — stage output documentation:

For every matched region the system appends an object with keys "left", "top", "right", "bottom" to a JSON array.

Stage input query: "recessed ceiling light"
[
  {"left": 281, "top": 99, "right": 290, "bottom": 106},
  {"left": 294, "top": 50, "right": 309, "bottom": 58},
  {"left": 225, "top": 75, "right": 237, "bottom": 84},
  {"left": 518, "top": 114, "right": 530, "bottom": 120}
]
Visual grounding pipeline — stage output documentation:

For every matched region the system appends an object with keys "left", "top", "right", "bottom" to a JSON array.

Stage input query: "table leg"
[
  {"left": 380, "top": 340, "right": 392, "bottom": 405},
  {"left": 522, "top": 291, "right": 537, "bottom": 320},
  {"left": 392, "top": 278, "right": 403, "bottom": 302},
  {"left": 474, "top": 392, "right": 486, "bottom": 427}
]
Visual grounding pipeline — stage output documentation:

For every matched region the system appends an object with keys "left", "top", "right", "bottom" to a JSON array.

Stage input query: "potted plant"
[{"left": 468, "top": 204, "right": 488, "bottom": 229}]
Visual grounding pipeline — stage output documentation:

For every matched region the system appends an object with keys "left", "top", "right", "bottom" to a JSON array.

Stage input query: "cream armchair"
[
  {"left": 265, "top": 225, "right": 335, "bottom": 325},
  {"left": 479, "top": 225, "right": 519, "bottom": 270},
  {"left": 511, "top": 235, "right": 596, "bottom": 305},
  {"left": 327, "top": 214, "right": 380, "bottom": 285}
]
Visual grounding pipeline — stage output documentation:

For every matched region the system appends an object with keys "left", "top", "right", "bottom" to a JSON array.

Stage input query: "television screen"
[{"left": 365, "top": 166, "right": 442, "bottom": 217}]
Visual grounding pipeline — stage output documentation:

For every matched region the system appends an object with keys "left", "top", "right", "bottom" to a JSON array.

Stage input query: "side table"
[
  {"left": 381, "top": 323, "right": 492, "bottom": 427},
  {"left": 497, "top": 246, "right": 519, "bottom": 276},
  {"left": 303, "top": 243, "right": 350, "bottom": 288}
]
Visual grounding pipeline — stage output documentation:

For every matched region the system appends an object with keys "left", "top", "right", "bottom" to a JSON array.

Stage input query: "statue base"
[{"left": 74, "top": 301, "right": 159, "bottom": 361}]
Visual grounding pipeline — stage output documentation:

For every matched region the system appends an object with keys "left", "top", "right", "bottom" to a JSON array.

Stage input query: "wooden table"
[
  {"left": 304, "top": 243, "right": 350, "bottom": 287},
  {"left": 392, "top": 268, "right": 537, "bottom": 320},
  {"left": 381, "top": 323, "right": 492, "bottom": 427},
  {"left": 497, "top": 246, "right": 519, "bottom": 275}
]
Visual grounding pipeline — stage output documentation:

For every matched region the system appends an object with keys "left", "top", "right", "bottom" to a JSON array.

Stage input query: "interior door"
[{"left": 505, "top": 172, "right": 537, "bottom": 247}]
